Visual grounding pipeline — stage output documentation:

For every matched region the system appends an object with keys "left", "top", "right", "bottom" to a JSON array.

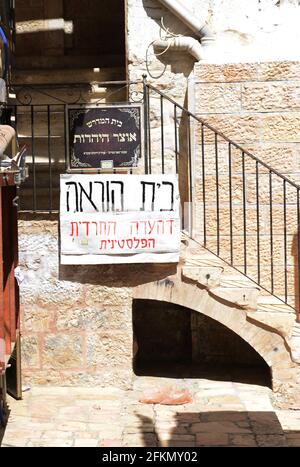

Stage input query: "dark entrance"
[
  {"left": 14, "top": 0, "right": 125, "bottom": 70},
  {"left": 133, "top": 300, "right": 192, "bottom": 367},
  {"left": 133, "top": 299, "right": 272, "bottom": 387},
  {"left": 11, "top": 0, "right": 127, "bottom": 212}
]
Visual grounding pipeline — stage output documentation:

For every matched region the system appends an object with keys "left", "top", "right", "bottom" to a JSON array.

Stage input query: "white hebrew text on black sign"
[{"left": 67, "top": 106, "right": 142, "bottom": 169}]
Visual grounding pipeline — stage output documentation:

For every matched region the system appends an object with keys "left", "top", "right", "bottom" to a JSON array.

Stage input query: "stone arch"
[{"left": 133, "top": 277, "right": 292, "bottom": 372}]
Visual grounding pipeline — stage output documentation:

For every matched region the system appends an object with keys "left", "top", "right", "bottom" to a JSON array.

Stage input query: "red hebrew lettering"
[
  {"left": 166, "top": 219, "right": 174, "bottom": 234},
  {"left": 81, "top": 221, "right": 90, "bottom": 236},
  {"left": 148, "top": 238, "right": 156, "bottom": 248},
  {"left": 70, "top": 221, "right": 78, "bottom": 237},
  {"left": 99, "top": 221, "right": 107, "bottom": 235},
  {"left": 108, "top": 239, "right": 116, "bottom": 249},
  {"left": 140, "top": 220, "right": 147, "bottom": 235},
  {"left": 156, "top": 219, "right": 165, "bottom": 234},
  {"left": 117, "top": 240, "right": 125, "bottom": 249},
  {"left": 99, "top": 240, "right": 107, "bottom": 250},
  {"left": 133, "top": 237, "right": 140, "bottom": 249},
  {"left": 107, "top": 221, "right": 117, "bottom": 235},
  {"left": 130, "top": 221, "right": 139, "bottom": 235},
  {"left": 92, "top": 221, "right": 98, "bottom": 235},
  {"left": 147, "top": 220, "right": 155, "bottom": 234},
  {"left": 141, "top": 238, "right": 147, "bottom": 248},
  {"left": 126, "top": 239, "right": 134, "bottom": 249}
]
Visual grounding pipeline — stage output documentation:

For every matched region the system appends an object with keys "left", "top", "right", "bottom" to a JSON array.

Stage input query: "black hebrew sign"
[{"left": 67, "top": 105, "right": 142, "bottom": 170}]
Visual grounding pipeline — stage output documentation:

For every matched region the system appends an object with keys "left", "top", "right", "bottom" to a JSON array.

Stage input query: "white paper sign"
[{"left": 60, "top": 174, "right": 181, "bottom": 264}]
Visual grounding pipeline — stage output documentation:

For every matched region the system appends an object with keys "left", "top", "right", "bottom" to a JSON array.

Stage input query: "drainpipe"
[
  {"left": 154, "top": 37, "right": 204, "bottom": 61},
  {"left": 156, "top": 0, "right": 214, "bottom": 44}
]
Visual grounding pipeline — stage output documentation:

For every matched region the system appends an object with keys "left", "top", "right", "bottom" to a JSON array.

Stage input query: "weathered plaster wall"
[
  {"left": 19, "top": 217, "right": 177, "bottom": 387},
  {"left": 128, "top": 0, "right": 300, "bottom": 73}
]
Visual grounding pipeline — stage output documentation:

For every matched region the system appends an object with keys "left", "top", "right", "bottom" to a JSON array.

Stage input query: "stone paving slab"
[{"left": 1, "top": 377, "right": 300, "bottom": 447}]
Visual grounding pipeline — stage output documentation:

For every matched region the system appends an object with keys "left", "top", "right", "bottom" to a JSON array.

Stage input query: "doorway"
[
  {"left": 133, "top": 299, "right": 272, "bottom": 387},
  {"left": 14, "top": 0, "right": 126, "bottom": 70}
]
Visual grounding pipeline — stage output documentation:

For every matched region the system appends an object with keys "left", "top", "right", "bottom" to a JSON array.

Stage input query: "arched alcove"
[{"left": 133, "top": 299, "right": 272, "bottom": 387}]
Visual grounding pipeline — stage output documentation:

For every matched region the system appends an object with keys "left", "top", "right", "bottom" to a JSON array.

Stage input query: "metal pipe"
[
  {"left": 154, "top": 37, "right": 203, "bottom": 61},
  {"left": 157, "top": 0, "right": 214, "bottom": 41}
]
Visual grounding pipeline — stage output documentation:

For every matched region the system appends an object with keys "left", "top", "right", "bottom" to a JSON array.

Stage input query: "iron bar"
[
  {"left": 242, "top": 151, "right": 247, "bottom": 274},
  {"left": 283, "top": 180, "right": 288, "bottom": 303},
  {"left": 256, "top": 161, "right": 260, "bottom": 284},
  {"left": 63, "top": 104, "right": 68, "bottom": 172},
  {"left": 187, "top": 114, "right": 193, "bottom": 236},
  {"left": 174, "top": 105, "right": 178, "bottom": 173},
  {"left": 297, "top": 189, "right": 300, "bottom": 317},
  {"left": 201, "top": 123, "right": 206, "bottom": 246},
  {"left": 143, "top": 79, "right": 149, "bottom": 175},
  {"left": 215, "top": 133, "right": 220, "bottom": 256},
  {"left": 269, "top": 170, "right": 274, "bottom": 294},
  {"left": 47, "top": 105, "right": 53, "bottom": 213},
  {"left": 228, "top": 142, "right": 233, "bottom": 265},
  {"left": 147, "top": 89, "right": 152, "bottom": 174},
  {"left": 31, "top": 106, "right": 36, "bottom": 211},
  {"left": 160, "top": 95, "right": 165, "bottom": 174}
]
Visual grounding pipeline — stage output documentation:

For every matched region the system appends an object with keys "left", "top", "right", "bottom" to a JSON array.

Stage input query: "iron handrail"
[
  {"left": 145, "top": 80, "right": 300, "bottom": 310},
  {"left": 145, "top": 82, "right": 300, "bottom": 190}
]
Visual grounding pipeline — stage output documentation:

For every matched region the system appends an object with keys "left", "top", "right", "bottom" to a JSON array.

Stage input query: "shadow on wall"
[
  {"left": 59, "top": 263, "right": 177, "bottom": 287},
  {"left": 141, "top": 0, "right": 196, "bottom": 79},
  {"left": 136, "top": 411, "right": 297, "bottom": 447}
]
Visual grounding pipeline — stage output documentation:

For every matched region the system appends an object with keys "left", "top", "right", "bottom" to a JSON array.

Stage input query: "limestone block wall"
[{"left": 193, "top": 61, "right": 300, "bottom": 307}]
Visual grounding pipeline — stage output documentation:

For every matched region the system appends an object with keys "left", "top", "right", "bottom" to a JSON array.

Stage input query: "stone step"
[
  {"left": 184, "top": 252, "right": 225, "bottom": 268},
  {"left": 247, "top": 311, "right": 295, "bottom": 338},
  {"left": 256, "top": 295, "right": 294, "bottom": 313},
  {"left": 219, "top": 274, "right": 260, "bottom": 289},
  {"left": 209, "top": 286, "right": 259, "bottom": 310},
  {"left": 181, "top": 265, "right": 223, "bottom": 288},
  {"left": 286, "top": 322, "right": 300, "bottom": 363}
]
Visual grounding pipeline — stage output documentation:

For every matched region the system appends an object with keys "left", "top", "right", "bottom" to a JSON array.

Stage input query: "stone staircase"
[{"left": 180, "top": 233, "right": 300, "bottom": 362}]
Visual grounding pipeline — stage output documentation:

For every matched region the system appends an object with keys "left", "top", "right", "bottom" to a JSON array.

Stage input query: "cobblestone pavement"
[{"left": 1, "top": 377, "right": 300, "bottom": 447}]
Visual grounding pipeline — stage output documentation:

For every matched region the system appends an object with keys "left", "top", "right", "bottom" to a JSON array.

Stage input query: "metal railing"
[
  {"left": 7, "top": 78, "right": 300, "bottom": 308},
  {"left": 8, "top": 80, "right": 139, "bottom": 212},
  {"left": 145, "top": 81, "right": 300, "bottom": 309}
]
